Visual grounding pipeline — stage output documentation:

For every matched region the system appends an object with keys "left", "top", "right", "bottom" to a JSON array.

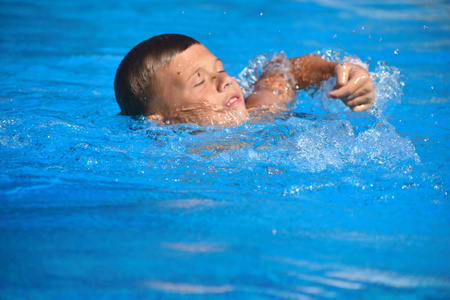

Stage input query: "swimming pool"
[{"left": 1, "top": 0, "right": 449, "bottom": 299}]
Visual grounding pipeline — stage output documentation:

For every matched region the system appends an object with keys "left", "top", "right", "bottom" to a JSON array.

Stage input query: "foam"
[{"left": 225, "top": 50, "right": 416, "bottom": 173}]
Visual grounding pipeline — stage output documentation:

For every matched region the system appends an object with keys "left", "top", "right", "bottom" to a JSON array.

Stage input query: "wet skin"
[
  {"left": 154, "top": 44, "right": 249, "bottom": 126},
  {"left": 151, "top": 44, "right": 374, "bottom": 126}
]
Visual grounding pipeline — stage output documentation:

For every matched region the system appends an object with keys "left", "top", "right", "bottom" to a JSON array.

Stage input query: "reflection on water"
[
  {"left": 141, "top": 254, "right": 450, "bottom": 298},
  {"left": 144, "top": 281, "right": 235, "bottom": 294}
]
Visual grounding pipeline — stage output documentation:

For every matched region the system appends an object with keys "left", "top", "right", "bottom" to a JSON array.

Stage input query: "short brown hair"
[{"left": 114, "top": 34, "right": 200, "bottom": 116}]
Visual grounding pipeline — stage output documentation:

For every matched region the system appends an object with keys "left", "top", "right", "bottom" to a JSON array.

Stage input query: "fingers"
[
  {"left": 336, "top": 83, "right": 374, "bottom": 103},
  {"left": 333, "top": 64, "right": 351, "bottom": 89},
  {"left": 328, "top": 80, "right": 371, "bottom": 100},
  {"left": 351, "top": 102, "right": 373, "bottom": 112},
  {"left": 344, "top": 91, "right": 375, "bottom": 111},
  {"left": 328, "top": 69, "right": 371, "bottom": 98},
  {"left": 328, "top": 63, "right": 374, "bottom": 111}
]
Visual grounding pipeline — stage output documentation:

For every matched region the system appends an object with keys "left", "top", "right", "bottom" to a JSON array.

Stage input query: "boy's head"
[
  {"left": 114, "top": 34, "right": 248, "bottom": 126},
  {"left": 114, "top": 34, "right": 199, "bottom": 117}
]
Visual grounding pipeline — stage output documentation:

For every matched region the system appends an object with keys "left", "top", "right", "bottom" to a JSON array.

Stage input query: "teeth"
[{"left": 228, "top": 97, "right": 238, "bottom": 105}]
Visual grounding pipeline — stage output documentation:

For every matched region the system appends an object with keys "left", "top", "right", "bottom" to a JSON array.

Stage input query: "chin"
[{"left": 202, "top": 111, "right": 249, "bottom": 127}]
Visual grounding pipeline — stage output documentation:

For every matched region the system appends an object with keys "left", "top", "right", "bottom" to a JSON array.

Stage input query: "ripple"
[
  {"left": 144, "top": 281, "right": 234, "bottom": 294},
  {"left": 163, "top": 242, "right": 226, "bottom": 253},
  {"left": 327, "top": 268, "right": 450, "bottom": 289},
  {"left": 158, "top": 198, "right": 221, "bottom": 209}
]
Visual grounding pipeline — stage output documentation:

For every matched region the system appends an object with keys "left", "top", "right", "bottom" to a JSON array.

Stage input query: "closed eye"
[
  {"left": 193, "top": 71, "right": 205, "bottom": 87},
  {"left": 194, "top": 80, "right": 205, "bottom": 87}
]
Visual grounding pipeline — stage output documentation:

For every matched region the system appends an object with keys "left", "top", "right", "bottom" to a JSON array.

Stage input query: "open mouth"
[{"left": 226, "top": 96, "right": 243, "bottom": 108}]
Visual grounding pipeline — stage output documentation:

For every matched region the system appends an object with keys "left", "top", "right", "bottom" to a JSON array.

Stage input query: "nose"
[{"left": 217, "top": 72, "right": 233, "bottom": 93}]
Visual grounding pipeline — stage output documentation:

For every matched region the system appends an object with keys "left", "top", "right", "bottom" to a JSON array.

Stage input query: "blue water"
[{"left": 1, "top": 0, "right": 449, "bottom": 299}]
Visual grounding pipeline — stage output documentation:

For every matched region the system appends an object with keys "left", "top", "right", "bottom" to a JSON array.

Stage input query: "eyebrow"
[{"left": 186, "top": 58, "right": 223, "bottom": 82}]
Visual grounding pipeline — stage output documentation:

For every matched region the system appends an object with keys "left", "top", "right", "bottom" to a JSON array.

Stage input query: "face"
[{"left": 154, "top": 44, "right": 249, "bottom": 126}]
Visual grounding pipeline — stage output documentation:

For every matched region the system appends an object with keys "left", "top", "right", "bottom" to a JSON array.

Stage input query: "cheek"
[
  {"left": 232, "top": 79, "right": 244, "bottom": 97},
  {"left": 161, "top": 90, "right": 205, "bottom": 115},
  {"left": 193, "top": 90, "right": 219, "bottom": 107}
]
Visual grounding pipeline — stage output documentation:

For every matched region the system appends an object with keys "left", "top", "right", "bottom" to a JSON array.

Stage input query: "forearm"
[
  {"left": 289, "top": 54, "right": 338, "bottom": 90},
  {"left": 245, "top": 54, "right": 339, "bottom": 109},
  {"left": 246, "top": 53, "right": 374, "bottom": 112}
]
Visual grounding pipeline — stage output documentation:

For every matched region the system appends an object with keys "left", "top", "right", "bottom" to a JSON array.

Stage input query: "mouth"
[{"left": 226, "top": 95, "right": 243, "bottom": 108}]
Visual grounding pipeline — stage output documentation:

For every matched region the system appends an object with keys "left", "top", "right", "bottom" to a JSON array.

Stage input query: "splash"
[
  {"left": 307, "top": 50, "right": 404, "bottom": 114},
  {"left": 183, "top": 51, "right": 416, "bottom": 173},
  {"left": 235, "top": 52, "right": 293, "bottom": 99},
  {"left": 235, "top": 49, "right": 404, "bottom": 116},
  {"left": 144, "top": 113, "right": 418, "bottom": 175}
]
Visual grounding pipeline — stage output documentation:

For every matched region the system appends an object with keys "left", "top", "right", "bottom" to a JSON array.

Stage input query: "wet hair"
[{"left": 114, "top": 34, "right": 200, "bottom": 116}]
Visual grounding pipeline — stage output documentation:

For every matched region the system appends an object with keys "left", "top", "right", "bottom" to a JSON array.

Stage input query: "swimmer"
[{"left": 114, "top": 34, "right": 374, "bottom": 126}]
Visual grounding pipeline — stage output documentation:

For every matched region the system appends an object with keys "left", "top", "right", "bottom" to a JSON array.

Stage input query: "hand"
[{"left": 327, "top": 63, "right": 374, "bottom": 111}]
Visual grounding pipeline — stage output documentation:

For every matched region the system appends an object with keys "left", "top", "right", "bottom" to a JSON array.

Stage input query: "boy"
[{"left": 114, "top": 34, "right": 374, "bottom": 126}]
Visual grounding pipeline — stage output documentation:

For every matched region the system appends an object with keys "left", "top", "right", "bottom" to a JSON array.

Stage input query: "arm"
[{"left": 246, "top": 54, "right": 374, "bottom": 112}]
